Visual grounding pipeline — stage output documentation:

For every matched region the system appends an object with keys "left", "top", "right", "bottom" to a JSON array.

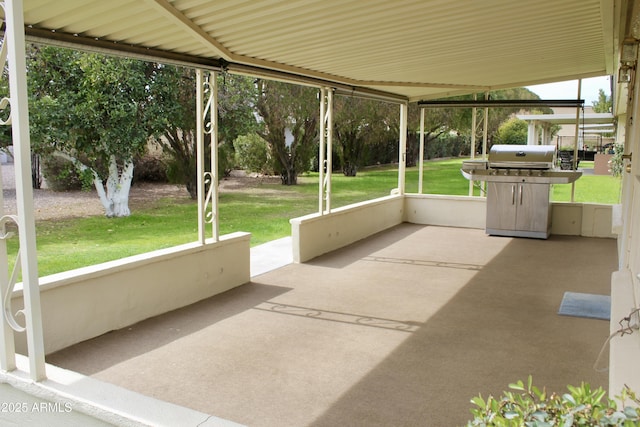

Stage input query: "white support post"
[
  {"left": 481, "top": 93, "right": 489, "bottom": 195},
  {"left": 418, "top": 108, "right": 425, "bottom": 194},
  {"left": 397, "top": 102, "right": 408, "bottom": 195},
  {"left": 527, "top": 121, "right": 537, "bottom": 145},
  {"left": 196, "top": 70, "right": 206, "bottom": 244},
  {"left": 196, "top": 70, "right": 219, "bottom": 243},
  {"left": 319, "top": 87, "right": 333, "bottom": 214},
  {"left": 210, "top": 72, "right": 219, "bottom": 241},
  {"left": 4, "top": 0, "right": 45, "bottom": 381},
  {"left": 318, "top": 88, "right": 326, "bottom": 213},
  {"left": 469, "top": 101, "right": 477, "bottom": 196},
  {"left": 571, "top": 79, "right": 582, "bottom": 203}
]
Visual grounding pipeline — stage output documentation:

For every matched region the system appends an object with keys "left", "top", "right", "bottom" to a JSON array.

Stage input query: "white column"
[
  {"left": 397, "top": 102, "right": 408, "bottom": 195},
  {"left": 418, "top": 108, "right": 425, "bottom": 194},
  {"left": 469, "top": 103, "right": 477, "bottom": 196},
  {"left": 527, "top": 121, "right": 537, "bottom": 145},
  {"left": 5, "top": 0, "right": 45, "bottom": 381},
  {"left": 571, "top": 80, "right": 582, "bottom": 202},
  {"left": 325, "top": 89, "right": 333, "bottom": 213},
  {"left": 196, "top": 70, "right": 206, "bottom": 244},
  {"left": 210, "top": 72, "right": 219, "bottom": 241},
  {"left": 318, "top": 88, "right": 326, "bottom": 213},
  {"left": 481, "top": 95, "right": 489, "bottom": 195}
]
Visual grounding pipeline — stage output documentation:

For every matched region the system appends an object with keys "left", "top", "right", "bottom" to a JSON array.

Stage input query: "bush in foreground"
[{"left": 466, "top": 376, "right": 639, "bottom": 426}]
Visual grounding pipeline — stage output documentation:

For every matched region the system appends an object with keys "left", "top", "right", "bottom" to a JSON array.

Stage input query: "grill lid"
[{"left": 489, "top": 144, "right": 556, "bottom": 169}]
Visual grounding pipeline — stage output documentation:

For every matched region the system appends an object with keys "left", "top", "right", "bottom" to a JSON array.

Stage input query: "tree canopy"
[
  {"left": 495, "top": 117, "right": 529, "bottom": 145},
  {"left": 256, "top": 80, "right": 318, "bottom": 185},
  {"left": 28, "top": 45, "right": 157, "bottom": 217},
  {"left": 592, "top": 88, "right": 612, "bottom": 113}
]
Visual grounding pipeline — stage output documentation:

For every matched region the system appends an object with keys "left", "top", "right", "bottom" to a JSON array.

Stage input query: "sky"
[{"left": 526, "top": 75, "right": 611, "bottom": 106}]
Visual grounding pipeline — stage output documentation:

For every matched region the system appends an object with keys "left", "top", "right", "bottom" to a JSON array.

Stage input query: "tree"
[
  {"left": 28, "top": 46, "right": 157, "bottom": 217},
  {"left": 592, "top": 88, "right": 612, "bottom": 113},
  {"left": 256, "top": 80, "right": 318, "bottom": 185},
  {"left": 333, "top": 96, "right": 392, "bottom": 176},
  {"left": 147, "top": 69, "right": 259, "bottom": 198},
  {"left": 495, "top": 117, "right": 528, "bottom": 144}
]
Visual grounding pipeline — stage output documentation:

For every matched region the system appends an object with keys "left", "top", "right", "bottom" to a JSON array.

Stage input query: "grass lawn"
[{"left": 11, "top": 157, "right": 621, "bottom": 276}]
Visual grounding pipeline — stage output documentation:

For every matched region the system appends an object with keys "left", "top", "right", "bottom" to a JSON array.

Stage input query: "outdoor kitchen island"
[{"left": 462, "top": 145, "right": 582, "bottom": 239}]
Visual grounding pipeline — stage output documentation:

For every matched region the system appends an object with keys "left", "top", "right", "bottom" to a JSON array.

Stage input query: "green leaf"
[
  {"left": 623, "top": 406, "right": 639, "bottom": 418},
  {"left": 509, "top": 381, "right": 525, "bottom": 391},
  {"left": 562, "top": 393, "right": 576, "bottom": 405},
  {"left": 471, "top": 396, "right": 486, "bottom": 408}
]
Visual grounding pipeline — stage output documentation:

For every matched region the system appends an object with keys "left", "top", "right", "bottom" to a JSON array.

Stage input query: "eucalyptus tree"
[
  {"left": 28, "top": 45, "right": 157, "bottom": 217},
  {"left": 256, "top": 79, "right": 318, "bottom": 185}
]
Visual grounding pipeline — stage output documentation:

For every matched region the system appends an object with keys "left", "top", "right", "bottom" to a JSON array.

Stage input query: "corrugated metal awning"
[{"left": 10, "top": 0, "right": 618, "bottom": 101}]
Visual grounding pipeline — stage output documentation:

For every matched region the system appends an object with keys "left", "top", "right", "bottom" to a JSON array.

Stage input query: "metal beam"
[
  {"left": 21, "top": 26, "right": 409, "bottom": 106},
  {"left": 23, "top": 26, "right": 224, "bottom": 72},
  {"left": 418, "top": 99, "right": 585, "bottom": 108}
]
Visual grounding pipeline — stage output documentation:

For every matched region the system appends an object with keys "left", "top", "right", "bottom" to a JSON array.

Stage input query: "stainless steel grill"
[
  {"left": 461, "top": 145, "right": 581, "bottom": 184},
  {"left": 461, "top": 144, "right": 582, "bottom": 239}
]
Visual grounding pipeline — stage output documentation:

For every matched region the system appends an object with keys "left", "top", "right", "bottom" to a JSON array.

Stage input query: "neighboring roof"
[{"left": 12, "top": 0, "right": 619, "bottom": 102}]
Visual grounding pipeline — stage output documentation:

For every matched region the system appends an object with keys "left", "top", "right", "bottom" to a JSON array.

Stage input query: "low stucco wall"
[
  {"left": 551, "top": 202, "right": 615, "bottom": 238},
  {"left": 12, "top": 232, "right": 251, "bottom": 354},
  {"left": 404, "top": 195, "right": 614, "bottom": 238},
  {"left": 290, "top": 194, "right": 615, "bottom": 264},
  {"left": 290, "top": 195, "right": 404, "bottom": 263},
  {"left": 403, "top": 194, "right": 486, "bottom": 228}
]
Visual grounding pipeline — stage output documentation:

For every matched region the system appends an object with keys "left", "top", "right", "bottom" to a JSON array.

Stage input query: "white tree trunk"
[
  {"left": 105, "top": 155, "right": 133, "bottom": 217},
  {"left": 53, "top": 152, "right": 134, "bottom": 217}
]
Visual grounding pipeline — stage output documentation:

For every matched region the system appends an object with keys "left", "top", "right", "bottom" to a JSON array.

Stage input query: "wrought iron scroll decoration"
[
  {"left": 202, "top": 73, "right": 216, "bottom": 225},
  {"left": 0, "top": 3, "right": 12, "bottom": 127},
  {"left": 0, "top": 215, "right": 25, "bottom": 333}
]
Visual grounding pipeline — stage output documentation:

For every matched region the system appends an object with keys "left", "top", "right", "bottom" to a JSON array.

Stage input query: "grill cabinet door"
[
  {"left": 486, "top": 181, "right": 551, "bottom": 238},
  {"left": 486, "top": 182, "right": 517, "bottom": 231},
  {"left": 515, "top": 183, "right": 550, "bottom": 233}
]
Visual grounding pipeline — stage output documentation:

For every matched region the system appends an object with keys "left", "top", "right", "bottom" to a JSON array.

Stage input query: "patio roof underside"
[{"left": 12, "top": 0, "right": 620, "bottom": 102}]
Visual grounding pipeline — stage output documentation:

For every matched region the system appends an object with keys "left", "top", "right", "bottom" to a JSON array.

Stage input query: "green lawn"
[{"left": 8, "top": 157, "right": 621, "bottom": 276}]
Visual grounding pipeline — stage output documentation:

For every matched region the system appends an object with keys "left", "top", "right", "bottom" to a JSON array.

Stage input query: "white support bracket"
[
  {"left": 319, "top": 87, "right": 333, "bottom": 214},
  {"left": 196, "top": 69, "right": 219, "bottom": 243}
]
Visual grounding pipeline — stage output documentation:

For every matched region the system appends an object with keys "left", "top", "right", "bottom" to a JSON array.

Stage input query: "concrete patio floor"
[{"left": 47, "top": 224, "right": 617, "bottom": 426}]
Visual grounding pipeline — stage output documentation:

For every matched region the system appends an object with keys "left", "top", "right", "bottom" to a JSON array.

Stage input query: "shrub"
[
  {"left": 466, "top": 376, "right": 639, "bottom": 427},
  {"left": 495, "top": 117, "right": 528, "bottom": 145},
  {"left": 233, "top": 133, "right": 274, "bottom": 174},
  {"left": 41, "top": 155, "right": 83, "bottom": 191},
  {"left": 133, "top": 153, "right": 168, "bottom": 183}
]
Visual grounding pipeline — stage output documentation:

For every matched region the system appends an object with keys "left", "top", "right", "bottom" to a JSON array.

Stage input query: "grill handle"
[
  {"left": 511, "top": 184, "right": 515, "bottom": 205},
  {"left": 519, "top": 184, "right": 523, "bottom": 205}
]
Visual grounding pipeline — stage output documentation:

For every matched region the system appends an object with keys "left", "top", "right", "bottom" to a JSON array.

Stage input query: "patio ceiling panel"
[{"left": 9, "top": 0, "right": 617, "bottom": 101}]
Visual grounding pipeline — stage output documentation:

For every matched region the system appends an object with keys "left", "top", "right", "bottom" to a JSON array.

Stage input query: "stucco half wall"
[
  {"left": 291, "top": 195, "right": 615, "bottom": 263},
  {"left": 11, "top": 232, "right": 251, "bottom": 354},
  {"left": 290, "top": 195, "right": 405, "bottom": 263}
]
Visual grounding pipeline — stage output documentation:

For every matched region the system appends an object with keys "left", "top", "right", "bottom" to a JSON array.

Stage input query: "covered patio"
[
  {"left": 0, "top": 0, "right": 638, "bottom": 426},
  {"left": 47, "top": 225, "right": 615, "bottom": 426}
]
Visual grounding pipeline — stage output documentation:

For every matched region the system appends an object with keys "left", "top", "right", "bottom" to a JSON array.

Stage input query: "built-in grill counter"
[{"left": 461, "top": 145, "right": 582, "bottom": 239}]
